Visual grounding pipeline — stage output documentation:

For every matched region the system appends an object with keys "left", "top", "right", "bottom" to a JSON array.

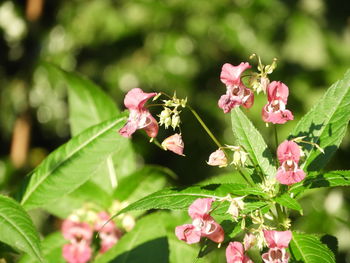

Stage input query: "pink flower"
[
  {"left": 175, "top": 198, "right": 224, "bottom": 244},
  {"left": 118, "top": 88, "right": 159, "bottom": 138},
  {"left": 207, "top": 149, "right": 228, "bottom": 167},
  {"left": 161, "top": 133, "right": 185, "bottom": 156},
  {"left": 226, "top": 242, "right": 254, "bottom": 263},
  {"left": 276, "top": 141, "right": 306, "bottom": 185},
  {"left": 243, "top": 233, "right": 256, "bottom": 251},
  {"left": 94, "top": 212, "right": 115, "bottom": 233},
  {"left": 218, "top": 63, "right": 254, "bottom": 113},
  {"left": 61, "top": 220, "right": 93, "bottom": 244},
  {"left": 262, "top": 81, "right": 293, "bottom": 124},
  {"left": 263, "top": 230, "right": 292, "bottom": 249},
  {"left": 262, "top": 248, "right": 290, "bottom": 263},
  {"left": 63, "top": 242, "right": 92, "bottom": 263}
]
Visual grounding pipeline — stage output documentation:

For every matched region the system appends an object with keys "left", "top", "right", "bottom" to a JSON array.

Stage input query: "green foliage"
[
  {"left": 0, "top": 195, "right": 43, "bottom": 262},
  {"left": 290, "top": 170, "right": 350, "bottom": 197},
  {"left": 19, "top": 232, "right": 67, "bottom": 263},
  {"left": 21, "top": 116, "right": 127, "bottom": 210},
  {"left": 290, "top": 232, "right": 335, "bottom": 263},
  {"left": 231, "top": 107, "right": 276, "bottom": 178},
  {"left": 274, "top": 193, "right": 303, "bottom": 213},
  {"left": 291, "top": 69, "right": 350, "bottom": 172},
  {"left": 117, "top": 184, "right": 265, "bottom": 215},
  {"left": 94, "top": 213, "right": 169, "bottom": 263}
]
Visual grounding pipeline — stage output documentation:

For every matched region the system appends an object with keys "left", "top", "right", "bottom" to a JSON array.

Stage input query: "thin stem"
[
  {"left": 187, "top": 106, "right": 223, "bottom": 149},
  {"left": 274, "top": 125, "right": 279, "bottom": 167},
  {"left": 146, "top": 103, "right": 165, "bottom": 108},
  {"left": 151, "top": 138, "right": 164, "bottom": 150}
]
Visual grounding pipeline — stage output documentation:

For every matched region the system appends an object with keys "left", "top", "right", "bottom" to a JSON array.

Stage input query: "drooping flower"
[
  {"left": 262, "top": 81, "right": 293, "bottom": 124},
  {"left": 175, "top": 198, "right": 224, "bottom": 244},
  {"left": 218, "top": 63, "right": 254, "bottom": 113},
  {"left": 161, "top": 133, "right": 185, "bottom": 156},
  {"left": 118, "top": 88, "right": 159, "bottom": 138},
  {"left": 94, "top": 212, "right": 122, "bottom": 253},
  {"left": 61, "top": 220, "right": 93, "bottom": 263},
  {"left": 262, "top": 230, "right": 292, "bottom": 263},
  {"left": 207, "top": 149, "right": 228, "bottom": 167},
  {"left": 226, "top": 241, "right": 254, "bottom": 263},
  {"left": 276, "top": 140, "right": 306, "bottom": 185},
  {"left": 63, "top": 242, "right": 92, "bottom": 263}
]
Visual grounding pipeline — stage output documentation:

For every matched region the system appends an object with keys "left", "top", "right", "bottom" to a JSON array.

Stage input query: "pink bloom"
[
  {"left": 243, "top": 233, "right": 256, "bottom": 251},
  {"left": 276, "top": 161, "right": 306, "bottom": 185},
  {"left": 277, "top": 141, "right": 300, "bottom": 164},
  {"left": 61, "top": 220, "right": 93, "bottom": 244},
  {"left": 262, "top": 248, "right": 290, "bottom": 263},
  {"left": 63, "top": 242, "right": 92, "bottom": 263},
  {"left": 161, "top": 133, "right": 184, "bottom": 156},
  {"left": 226, "top": 242, "right": 254, "bottom": 263},
  {"left": 94, "top": 212, "right": 115, "bottom": 233},
  {"left": 262, "top": 81, "right": 293, "bottom": 124},
  {"left": 207, "top": 149, "right": 228, "bottom": 167},
  {"left": 175, "top": 198, "right": 224, "bottom": 244},
  {"left": 118, "top": 88, "right": 159, "bottom": 138},
  {"left": 218, "top": 63, "right": 254, "bottom": 113},
  {"left": 263, "top": 230, "right": 292, "bottom": 249},
  {"left": 275, "top": 141, "right": 306, "bottom": 185},
  {"left": 99, "top": 228, "right": 122, "bottom": 253}
]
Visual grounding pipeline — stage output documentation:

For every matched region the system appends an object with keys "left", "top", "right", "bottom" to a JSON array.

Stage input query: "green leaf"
[
  {"left": 290, "top": 232, "right": 335, "bottom": 263},
  {"left": 21, "top": 116, "right": 127, "bottom": 210},
  {"left": 114, "top": 166, "right": 173, "bottom": 203},
  {"left": 290, "top": 170, "right": 350, "bottom": 196},
  {"left": 231, "top": 108, "right": 276, "bottom": 178},
  {"left": 291, "top": 69, "right": 350, "bottom": 172},
  {"left": 94, "top": 213, "right": 169, "bottom": 263},
  {"left": 19, "top": 232, "right": 67, "bottom": 263},
  {"left": 274, "top": 193, "right": 303, "bottom": 213},
  {"left": 0, "top": 195, "right": 43, "bottom": 262},
  {"left": 117, "top": 184, "right": 265, "bottom": 215}
]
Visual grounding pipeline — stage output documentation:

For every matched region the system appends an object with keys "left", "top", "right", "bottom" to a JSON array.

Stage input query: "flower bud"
[
  {"left": 207, "top": 149, "right": 227, "bottom": 167},
  {"left": 171, "top": 114, "right": 181, "bottom": 130},
  {"left": 161, "top": 133, "right": 185, "bottom": 156},
  {"left": 232, "top": 149, "right": 248, "bottom": 167},
  {"left": 227, "top": 197, "right": 245, "bottom": 220},
  {"left": 244, "top": 233, "right": 256, "bottom": 251}
]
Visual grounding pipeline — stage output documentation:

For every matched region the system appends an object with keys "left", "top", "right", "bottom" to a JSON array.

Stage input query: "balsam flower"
[
  {"left": 262, "top": 81, "right": 293, "bottom": 124},
  {"left": 276, "top": 140, "right": 306, "bottom": 185},
  {"left": 175, "top": 198, "right": 224, "bottom": 244},
  {"left": 262, "top": 230, "right": 292, "bottom": 263},
  {"left": 161, "top": 133, "right": 185, "bottom": 156},
  {"left": 63, "top": 242, "right": 92, "bottom": 263},
  {"left": 207, "top": 149, "right": 228, "bottom": 167},
  {"left": 226, "top": 241, "right": 254, "bottom": 263},
  {"left": 218, "top": 63, "right": 254, "bottom": 113},
  {"left": 119, "top": 88, "right": 159, "bottom": 138}
]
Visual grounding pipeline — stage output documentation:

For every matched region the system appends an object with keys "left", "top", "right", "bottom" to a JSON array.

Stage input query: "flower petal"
[
  {"left": 263, "top": 230, "right": 292, "bottom": 249},
  {"left": 175, "top": 224, "right": 201, "bottom": 244},
  {"left": 220, "top": 63, "right": 251, "bottom": 87},
  {"left": 124, "top": 88, "right": 157, "bottom": 110},
  {"left": 277, "top": 140, "right": 300, "bottom": 164},
  {"left": 188, "top": 198, "right": 213, "bottom": 219}
]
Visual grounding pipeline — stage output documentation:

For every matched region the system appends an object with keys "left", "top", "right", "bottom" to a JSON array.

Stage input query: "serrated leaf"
[
  {"left": 0, "top": 195, "right": 43, "bottom": 262},
  {"left": 94, "top": 213, "right": 169, "bottom": 263},
  {"left": 231, "top": 108, "right": 276, "bottom": 178},
  {"left": 117, "top": 184, "right": 265, "bottom": 215},
  {"left": 21, "top": 116, "right": 127, "bottom": 210},
  {"left": 291, "top": 69, "right": 350, "bottom": 172},
  {"left": 19, "top": 232, "right": 67, "bottom": 263},
  {"left": 290, "top": 232, "right": 335, "bottom": 263},
  {"left": 290, "top": 170, "right": 350, "bottom": 196},
  {"left": 114, "top": 166, "right": 173, "bottom": 203},
  {"left": 274, "top": 193, "right": 303, "bottom": 213}
]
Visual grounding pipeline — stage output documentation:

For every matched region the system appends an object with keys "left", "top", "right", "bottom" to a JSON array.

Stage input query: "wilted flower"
[
  {"left": 119, "top": 88, "right": 159, "bottom": 138},
  {"left": 161, "top": 133, "right": 185, "bottom": 156},
  {"left": 262, "top": 81, "right": 293, "bottom": 124},
  {"left": 227, "top": 197, "right": 245, "bottom": 220},
  {"left": 276, "top": 140, "right": 305, "bottom": 185},
  {"left": 226, "top": 241, "right": 254, "bottom": 263},
  {"left": 218, "top": 63, "right": 254, "bottom": 113},
  {"left": 175, "top": 198, "right": 224, "bottom": 244},
  {"left": 207, "top": 149, "right": 228, "bottom": 167}
]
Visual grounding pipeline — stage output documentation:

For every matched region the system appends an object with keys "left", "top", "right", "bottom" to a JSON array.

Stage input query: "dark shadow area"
[
  {"left": 110, "top": 237, "right": 169, "bottom": 263},
  {"left": 307, "top": 145, "right": 337, "bottom": 172},
  {"left": 321, "top": 234, "right": 338, "bottom": 259}
]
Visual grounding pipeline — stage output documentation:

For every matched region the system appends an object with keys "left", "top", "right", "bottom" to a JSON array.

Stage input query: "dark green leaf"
[{"left": 274, "top": 193, "right": 303, "bottom": 213}]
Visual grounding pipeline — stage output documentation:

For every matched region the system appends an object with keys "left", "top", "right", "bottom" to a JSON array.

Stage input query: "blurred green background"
[{"left": 0, "top": 0, "right": 349, "bottom": 261}]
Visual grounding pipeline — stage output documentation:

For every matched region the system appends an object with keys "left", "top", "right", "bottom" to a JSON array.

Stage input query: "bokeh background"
[{"left": 0, "top": 0, "right": 349, "bottom": 261}]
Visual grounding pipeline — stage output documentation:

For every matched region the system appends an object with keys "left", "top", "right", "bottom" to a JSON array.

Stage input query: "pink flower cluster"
[
  {"left": 175, "top": 198, "right": 224, "bottom": 244},
  {"left": 262, "top": 230, "right": 292, "bottom": 263},
  {"left": 61, "top": 212, "right": 122, "bottom": 263},
  {"left": 218, "top": 63, "right": 254, "bottom": 113},
  {"left": 276, "top": 140, "right": 305, "bottom": 185},
  {"left": 226, "top": 241, "right": 253, "bottom": 263}
]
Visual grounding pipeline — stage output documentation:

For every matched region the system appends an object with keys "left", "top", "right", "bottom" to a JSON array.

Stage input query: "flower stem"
[
  {"left": 274, "top": 125, "right": 279, "bottom": 167},
  {"left": 187, "top": 105, "right": 223, "bottom": 149}
]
